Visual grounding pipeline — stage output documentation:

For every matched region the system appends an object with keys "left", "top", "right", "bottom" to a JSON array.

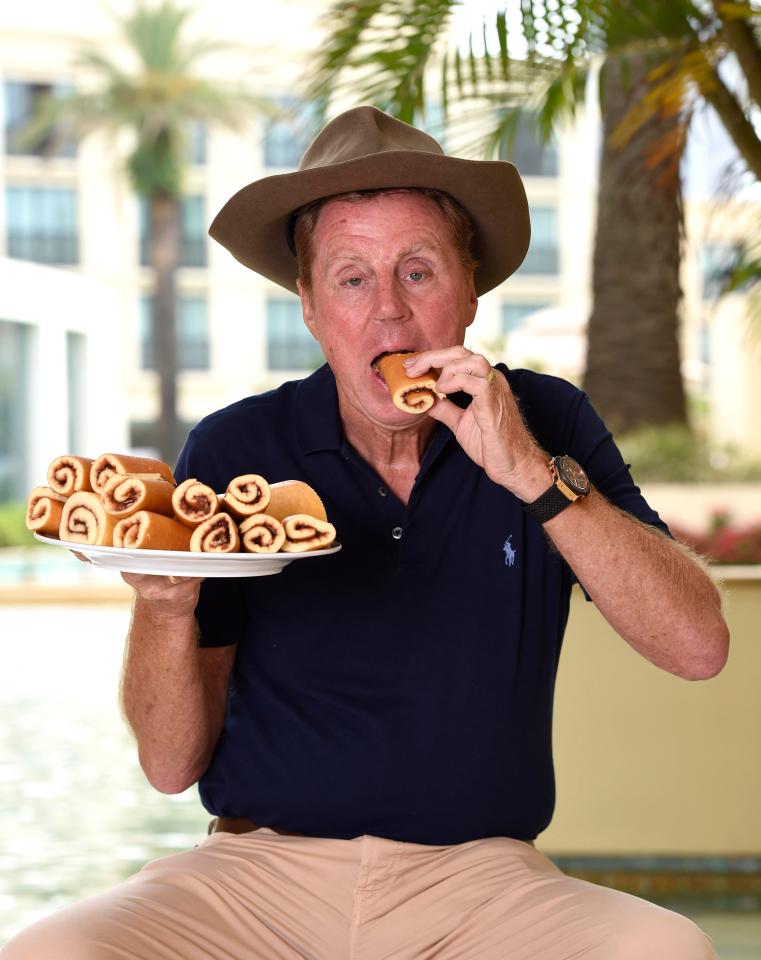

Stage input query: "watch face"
[{"left": 557, "top": 456, "right": 590, "bottom": 495}]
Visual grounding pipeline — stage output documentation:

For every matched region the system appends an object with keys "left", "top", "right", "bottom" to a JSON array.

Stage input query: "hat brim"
[{"left": 208, "top": 150, "right": 530, "bottom": 297}]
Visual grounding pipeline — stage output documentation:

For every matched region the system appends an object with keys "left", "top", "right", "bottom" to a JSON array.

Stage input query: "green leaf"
[{"left": 496, "top": 9, "right": 509, "bottom": 79}]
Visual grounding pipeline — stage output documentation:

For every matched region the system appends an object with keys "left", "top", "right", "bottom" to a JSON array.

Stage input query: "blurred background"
[{"left": 0, "top": 0, "right": 759, "bottom": 955}]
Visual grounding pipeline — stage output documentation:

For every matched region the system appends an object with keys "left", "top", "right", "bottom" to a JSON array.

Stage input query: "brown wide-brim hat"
[{"left": 209, "top": 105, "right": 530, "bottom": 297}]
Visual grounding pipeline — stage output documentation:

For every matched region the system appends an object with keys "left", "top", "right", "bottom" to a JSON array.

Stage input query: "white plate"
[{"left": 34, "top": 534, "right": 342, "bottom": 577}]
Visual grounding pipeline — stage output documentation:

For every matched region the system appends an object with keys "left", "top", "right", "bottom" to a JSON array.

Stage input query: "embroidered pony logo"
[{"left": 502, "top": 535, "right": 517, "bottom": 567}]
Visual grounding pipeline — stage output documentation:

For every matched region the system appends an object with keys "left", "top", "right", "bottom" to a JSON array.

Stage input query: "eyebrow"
[{"left": 325, "top": 242, "right": 441, "bottom": 265}]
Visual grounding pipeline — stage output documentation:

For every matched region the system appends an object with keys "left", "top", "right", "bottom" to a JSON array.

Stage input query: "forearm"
[
  {"left": 121, "top": 594, "right": 223, "bottom": 793},
  {"left": 544, "top": 489, "right": 729, "bottom": 679}
]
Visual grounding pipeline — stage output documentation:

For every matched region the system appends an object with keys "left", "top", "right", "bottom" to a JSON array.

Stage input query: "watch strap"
[{"left": 524, "top": 482, "right": 576, "bottom": 524}]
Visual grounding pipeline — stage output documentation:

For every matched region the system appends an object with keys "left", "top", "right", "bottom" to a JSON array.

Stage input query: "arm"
[
  {"left": 517, "top": 465, "right": 727, "bottom": 680},
  {"left": 120, "top": 574, "right": 236, "bottom": 794},
  {"left": 406, "top": 348, "right": 729, "bottom": 681}
]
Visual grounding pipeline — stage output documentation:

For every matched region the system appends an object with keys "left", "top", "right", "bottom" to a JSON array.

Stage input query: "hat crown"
[{"left": 299, "top": 106, "right": 444, "bottom": 172}]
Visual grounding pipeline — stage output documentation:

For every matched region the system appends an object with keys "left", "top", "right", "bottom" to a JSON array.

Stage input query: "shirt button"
[
  {"left": 392, "top": 526, "right": 403, "bottom": 540},
  {"left": 378, "top": 486, "right": 388, "bottom": 497}
]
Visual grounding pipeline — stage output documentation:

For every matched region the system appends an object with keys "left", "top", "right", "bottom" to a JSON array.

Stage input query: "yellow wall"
[{"left": 540, "top": 575, "right": 761, "bottom": 856}]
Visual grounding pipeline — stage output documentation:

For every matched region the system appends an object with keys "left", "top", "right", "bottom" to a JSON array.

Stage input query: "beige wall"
[{"left": 540, "top": 574, "right": 761, "bottom": 856}]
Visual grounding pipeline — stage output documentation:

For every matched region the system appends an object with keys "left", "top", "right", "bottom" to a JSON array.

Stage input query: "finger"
[
  {"left": 426, "top": 395, "right": 466, "bottom": 432},
  {"left": 403, "top": 345, "right": 470, "bottom": 374},
  {"left": 436, "top": 354, "right": 492, "bottom": 380},
  {"left": 434, "top": 370, "right": 498, "bottom": 399}
]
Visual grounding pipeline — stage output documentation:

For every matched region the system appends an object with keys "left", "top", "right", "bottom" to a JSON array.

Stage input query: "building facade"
[{"left": 1, "top": 0, "right": 757, "bottom": 504}]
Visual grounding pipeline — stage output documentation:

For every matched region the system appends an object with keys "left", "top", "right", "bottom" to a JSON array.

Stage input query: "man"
[{"left": 3, "top": 106, "right": 728, "bottom": 959}]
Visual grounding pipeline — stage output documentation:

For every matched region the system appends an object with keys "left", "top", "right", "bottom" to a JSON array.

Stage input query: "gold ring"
[{"left": 485, "top": 368, "right": 497, "bottom": 385}]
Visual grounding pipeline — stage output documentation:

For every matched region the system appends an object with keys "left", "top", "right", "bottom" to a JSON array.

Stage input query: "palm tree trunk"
[
  {"left": 583, "top": 56, "right": 688, "bottom": 434},
  {"left": 148, "top": 190, "right": 182, "bottom": 467}
]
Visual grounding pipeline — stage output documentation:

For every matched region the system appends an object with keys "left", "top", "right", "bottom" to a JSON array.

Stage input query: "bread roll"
[
  {"left": 281, "top": 515, "right": 336, "bottom": 553},
  {"left": 59, "top": 491, "right": 118, "bottom": 546},
  {"left": 47, "top": 455, "right": 94, "bottom": 496},
  {"left": 114, "top": 511, "right": 192, "bottom": 550},
  {"left": 222, "top": 474, "right": 271, "bottom": 518},
  {"left": 377, "top": 352, "right": 442, "bottom": 414},
  {"left": 190, "top": 513, "right": 241, "bottom": 553},
  {"left": 239, "top": 514, "right": 286, "bottom": 553},
  {"left": 102, "top": 475, "right": 175, "bottom": 518},
  {"left": 267, "top": 480, "right": 326, "bottom": 522},
  {"left": 26, "top": 486, "right": 67, "bottom": 537},
  {"left": 90, "top": 453, "right": 174, "bottom": 493},
  {"left": 172, "top": 478, "right": 219, "bottom": 528}
]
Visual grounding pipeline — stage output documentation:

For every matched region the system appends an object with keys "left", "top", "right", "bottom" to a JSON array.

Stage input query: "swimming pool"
[{"left": 0, "top": 547, "right": 114, "bottom": 585}]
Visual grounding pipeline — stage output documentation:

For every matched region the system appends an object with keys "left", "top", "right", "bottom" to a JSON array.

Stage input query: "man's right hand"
[{"left": 121, "top": 572, "right": 203, "bottom": 611}]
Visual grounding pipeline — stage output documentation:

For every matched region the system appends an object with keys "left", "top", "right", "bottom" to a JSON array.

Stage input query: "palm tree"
[
  {"left": 25, "top": 1, "right": 264, "bottom": 464},
  {"left": 306, "top": 0, "right": 760, "bottom": 433}
]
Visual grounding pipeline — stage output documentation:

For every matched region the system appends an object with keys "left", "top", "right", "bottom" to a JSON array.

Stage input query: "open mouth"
[{"left": 370, "top": 349, "right": 415, "bottom": 374}]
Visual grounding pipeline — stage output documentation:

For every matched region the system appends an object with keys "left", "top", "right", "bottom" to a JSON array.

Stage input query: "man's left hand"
[{"left": 403, "top": 347, "right": 547, "bottom": 500}]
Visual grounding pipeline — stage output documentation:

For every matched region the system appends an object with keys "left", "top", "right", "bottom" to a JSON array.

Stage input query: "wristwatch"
[{"left": 524, "top": 455, "right": 590, "bottom": 524}]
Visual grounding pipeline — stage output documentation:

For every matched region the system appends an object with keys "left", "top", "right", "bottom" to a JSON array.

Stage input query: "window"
[
  {"left": 699, "top": 322, "right": 711, "bottom": 367},
  {"left": 498, "top": 112, "right": 558, "bottom": 177},
  {"left": 5, "top": 185, "right": 78, "bottom": 264},
  {"left": 66, "top": 332, "right": 86, "bottom": 453},
  {"left": 4, "top": 80, "right": 77, "bottom": 158},
  {"left": 266, "top": 297, "right": 324, "bottom": 371},
  {"left": 186, "top": 121, "right": 207, "bottom": 166},
  {"left": 180, "top": 195, "right": 206, "bottom": 266},
  {"left": 0, "top": 320, "right": 31, "bottom": 501},
  {"left": 700, "top": 243, "right": 740, "bottom": 301},
  {"left": 518, "top": 206, "right": 559, "bottom": 275},
  {"left": 140, "top": 294, "right": 210, "bottom": 370},
  {"left": 139, "top": 195, "right": 207, "bottom": 267},
  {"left": 501, "top": 302, "right": 552, "bottom": 334},
  {"left": 263, "top": 98, "right": 320, "bottom": 169}
]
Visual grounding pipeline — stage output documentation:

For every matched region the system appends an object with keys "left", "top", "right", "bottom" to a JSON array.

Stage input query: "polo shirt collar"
[{"left": 295, "top": 364, "right": 343, "bottom": 453}]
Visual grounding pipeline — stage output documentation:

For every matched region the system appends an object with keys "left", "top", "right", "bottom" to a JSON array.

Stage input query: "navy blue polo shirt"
[{"left": 174, "top": 362, "right": 667, "bottom": 846}]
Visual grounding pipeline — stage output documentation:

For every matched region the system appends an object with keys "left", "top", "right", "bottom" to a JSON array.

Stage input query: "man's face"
[{"left": 298, "top": 192, "right": 478, "bottom": 429}]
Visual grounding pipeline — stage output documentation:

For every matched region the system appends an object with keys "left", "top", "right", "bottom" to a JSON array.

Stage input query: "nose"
[{"left": 371, "top": 272, "right": 410, "bottom": 323}]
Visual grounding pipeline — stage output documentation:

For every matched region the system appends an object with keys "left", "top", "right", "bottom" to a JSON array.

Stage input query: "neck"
[{"left": 338, "top": 393, "right": 436, "bottom": 504}]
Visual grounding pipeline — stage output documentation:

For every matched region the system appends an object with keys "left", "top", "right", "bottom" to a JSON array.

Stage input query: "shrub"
[
  {"left": 671, "top": 512, "right": 761, "bottom": 565},
  {"left": 618, "top": 424, "right": 761, "bottom": 483},
  {"left": 0, "top": 501, "right": 36, "bottom": 548}
]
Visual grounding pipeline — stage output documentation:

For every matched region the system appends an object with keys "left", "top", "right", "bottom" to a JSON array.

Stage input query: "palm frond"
[
  {"left": 304, "top": 0, "right": 458, "bottom": 122},
  {"left": 120, "top": 0, "right": 193, "bottom": 71}
]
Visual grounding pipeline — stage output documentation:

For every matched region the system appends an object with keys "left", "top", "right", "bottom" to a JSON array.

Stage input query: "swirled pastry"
[
  {"left": 281, "top": 515, "right": 336, "bottom": 553},
  {"left": 172, "top": 478, "right": 219, "bottom": 528},
  {"left": 59, "top": 491, "right": 118, "bottom": 546},
  {"left": 25, "top": 487, "right": 67, "bottom": 537},
  {"left": 222, "top": 474, "right": 271, "bottom": 518},
  {"left": 114, "top": 511, "right": 192, "bottom": 551},
  {"left": 102, "top": 475, "right": 175, "bottom": 518},
  {"left": 47, "top": 455, "right": 94, "bottom": 496},
  {"left": 377, "top": 352, "right": 442, "bottom": 414},
  {"left": 189, "top": 513, "right": 241, "bottom": 553},
  {"left": 239, "top": 514, "right": 286, "bottom": 553},
  {"left": 90, "top": 453, "right": 174, "bottom": 494}
]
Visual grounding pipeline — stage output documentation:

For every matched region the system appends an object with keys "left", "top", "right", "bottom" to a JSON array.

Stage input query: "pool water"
[
  {"left": 0, "top": 602, "right": 758, "bottom": 956},
  {"left": 0, "top": 547, "right": 113, "bottom": 586}
]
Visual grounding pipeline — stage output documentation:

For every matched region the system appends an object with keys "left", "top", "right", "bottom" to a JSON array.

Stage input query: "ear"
[
  {"left": 297, "top": 279, "right": 318, "bottom": 339},
  {"left": 464, "top": 276, "right": 478, "bottom": 329}
]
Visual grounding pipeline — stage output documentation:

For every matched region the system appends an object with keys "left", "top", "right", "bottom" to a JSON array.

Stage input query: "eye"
[
  {"left": 407, "top": 271, "right": 425, "bottom": 282},
  {"left": 343, "top": 276, "right": 363, "bottom": 287}
]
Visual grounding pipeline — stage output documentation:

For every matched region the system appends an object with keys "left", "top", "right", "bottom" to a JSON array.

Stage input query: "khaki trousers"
[{"left": 1, "top": 828, "right": 716, "bottom": 960}]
